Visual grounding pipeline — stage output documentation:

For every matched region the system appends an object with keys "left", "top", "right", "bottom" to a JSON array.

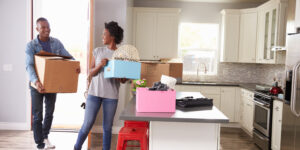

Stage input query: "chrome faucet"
[{"left": 196, "top": 63, "right": 207, "bottom": 77}]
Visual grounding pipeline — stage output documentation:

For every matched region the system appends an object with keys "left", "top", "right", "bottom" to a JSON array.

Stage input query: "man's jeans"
[
  {"left": 74, "top": 95, "right": 118, "bottom": 150},
  {"left": 30, "top": 86, "right": 56, "bottom": 149}
]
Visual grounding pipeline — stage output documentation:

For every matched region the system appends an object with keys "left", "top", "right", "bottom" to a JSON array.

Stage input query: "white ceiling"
[{"left": 137, "top": 0, "right": 268, "bottom": 3}]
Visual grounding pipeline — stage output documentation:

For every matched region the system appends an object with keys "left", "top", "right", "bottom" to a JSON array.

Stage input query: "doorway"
[{"left": 32, "top": 0, "right": 90, "bottom": 130}]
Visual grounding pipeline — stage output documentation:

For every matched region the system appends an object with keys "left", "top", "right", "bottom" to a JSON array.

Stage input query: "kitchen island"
[{"left": 119, "top": 92, "right": 229, "bottom": 150}]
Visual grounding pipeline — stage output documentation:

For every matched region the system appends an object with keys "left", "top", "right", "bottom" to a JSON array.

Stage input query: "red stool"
[
  {"left": 117, "top": 126, "right": 148, "bottom": 150},
  {"left": 124, "top": 120, "right": 149, "bottom": 128}
]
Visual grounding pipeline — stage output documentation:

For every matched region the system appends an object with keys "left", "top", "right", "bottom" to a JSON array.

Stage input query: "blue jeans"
[
  {"left": 30, "top": 86, "right": 57, "bottom": 149},
  {"left": 74, "top": 95, "right": 118, "bottom": 150}
]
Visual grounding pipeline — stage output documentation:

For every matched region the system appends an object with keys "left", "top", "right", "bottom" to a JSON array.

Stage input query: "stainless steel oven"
[
  {"left": 253, "top": 100, "right": 271, "bottom": 136},
  {"left": 253, "top": 91, "right": 273, "bottom": 150}
]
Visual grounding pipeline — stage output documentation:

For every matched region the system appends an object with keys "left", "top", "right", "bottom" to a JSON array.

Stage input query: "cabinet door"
[
  {"left": 135, "top": 11, "right": 157, "bottom": 60},
  {"left": 220, "top": 12, "right": 240, "bottom": 62},
  {"left": 239, "top": 12, "right": 257, "bottom": 63},
  {"left": 256, "top": 10, "right": 266, "bottom": 63},
  {"left": 156, "top": 13, "right": 178, "bottom": 59},
  {"left": 234, "top": 88, "right": 241, "bottom": 122},
  {"left": 256, "top": 1, "right": 286, "bottom": 64},
  {"left": 296, "top": 0, "right": 300, "bottom": 28},
  {"left": 272, "top": 100, "right": 283, "bottom": 150},
  {"left": 202, "top": 94, "right": 221, "bottom": 109},
  {"left": 241, "top": 96, "right": 248, "bottom": 128},
  {"left": 246, "top": 99, "right": 254, "bottom": 134},
  {"left": 220, "top": 87, "right": 236, "bottom": 122}
]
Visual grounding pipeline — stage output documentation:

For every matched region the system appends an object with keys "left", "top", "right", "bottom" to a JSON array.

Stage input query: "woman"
[{"left": 74, "top": 21, "right": 125, "bottom": 150}]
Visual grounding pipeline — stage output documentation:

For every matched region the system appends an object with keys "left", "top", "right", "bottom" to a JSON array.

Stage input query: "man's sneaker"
[{"left": 44, "top": 139, "right": 55, "bottom": 149}]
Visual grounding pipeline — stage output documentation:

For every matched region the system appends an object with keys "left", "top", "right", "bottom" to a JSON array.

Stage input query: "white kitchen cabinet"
[
  {"left": 175, "top": 85, "right": 239, "bottom": 122},
  {"left": 220, "top": 9, "right": 240, "bottom": 62},
  {"left": 239, "top": 9, "right": 258, "bottom": 63},
  {"left": 240, "top": 88, "right": 254, "bottom": 135},
  {"left": 133, "top": 7, "right": 180, "bottom": 60},
  {"left": 234, "top": 88, "right": 241, "bottom": 122},
  {"left": 220, "top": 0, "right": 287, "bottom": 64},
  {"left": 205, "top": 94, "right": 221, "bottom": 110},
  {"left": 296, "top": 0, "right": 300, "bottom": 28},
  {"left": 256, "top": 0, "right": 287, "bottom": 64},
  {"left": 220, "top": 87, "right": 236, "bottom": 122},
  {"left": 272, "top": 100, "right": 283, "bottom": 150}
]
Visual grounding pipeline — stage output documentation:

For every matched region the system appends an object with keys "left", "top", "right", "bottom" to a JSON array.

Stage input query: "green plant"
[{"left": 132, "top": 79, "right": 147, "bottom": 91}]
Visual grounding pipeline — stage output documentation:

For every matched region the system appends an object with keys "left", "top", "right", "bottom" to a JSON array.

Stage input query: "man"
[{"left": 25, "top": 17, "right": 80, "bottom": 150}]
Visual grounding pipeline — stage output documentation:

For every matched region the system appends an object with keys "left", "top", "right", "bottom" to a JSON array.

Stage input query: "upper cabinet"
[
  {"left": 256, "top": 0, "right": 287, "bottom": 64},
  {"left": 220, "top": 10, "right": 240, "bottom": 62},
  {"left": 133, "top": 7, "right": 180, "bottom": 60},
  {"left": 220, "top": 0, "right": 288, "bottom": 64},
  {"left": 239, "top": 9, "right": 258, "bottom": 63}
]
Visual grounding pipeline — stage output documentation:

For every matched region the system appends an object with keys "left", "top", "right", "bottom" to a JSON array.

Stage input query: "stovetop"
[{"left": 254, "top": 90, "right": 273, "bottom": 105}]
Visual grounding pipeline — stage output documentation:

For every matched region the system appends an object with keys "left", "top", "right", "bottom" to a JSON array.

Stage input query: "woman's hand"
[
  {"left": 89, "top": 57, "right": 108, "bottom": 77},
  {"left": 99, "top": 58, "right": 109, "bottom": 68},
  {"left": 115, "top": 78, "right": 128, "bottom": 84}
]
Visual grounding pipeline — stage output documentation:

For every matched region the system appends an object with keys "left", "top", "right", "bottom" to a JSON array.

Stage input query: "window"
[{"left": 179, "top": 23, "right": 219, "bottom": 76}]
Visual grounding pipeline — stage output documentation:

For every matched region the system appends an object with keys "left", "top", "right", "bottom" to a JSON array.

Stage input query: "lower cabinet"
[
  {"left": 175, "top": 85, "right": 239, "bottom": 122},
  {"left": 176, "top": 84, "right": 256, "bottom": 135},
  {"left": 240, "top": 88, "right": 254, "bottom": 135},
  {"left": 271, "top": 100, "right": 283, "bottom": 150},
  {"left": 220, "top": 87, "right": 236, "bottom": 122}
]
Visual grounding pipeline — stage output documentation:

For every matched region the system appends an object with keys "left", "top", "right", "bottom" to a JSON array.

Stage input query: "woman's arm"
[{"left": 89, "top": 55, "right": 108, "bottom": 77}]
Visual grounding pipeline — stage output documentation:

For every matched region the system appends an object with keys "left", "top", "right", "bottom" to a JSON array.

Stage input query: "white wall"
[
  {"left": 0, "top": 0, "right": 31, "bottom": 130},
  {"left": 92, "top": 0, "right": 133, "bottom": 133}
]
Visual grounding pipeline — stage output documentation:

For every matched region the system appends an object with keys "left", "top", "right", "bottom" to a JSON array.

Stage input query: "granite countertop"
[
  {"left": 177, "top": 81, "right": 289, "bottom": 103},
  {"left": 119, "top": 92, "right": 229, "bottom": 123}
]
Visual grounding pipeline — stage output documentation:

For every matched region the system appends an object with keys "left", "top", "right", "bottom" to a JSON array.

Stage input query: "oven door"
[{"left": 253, "top": 101, "right": 271, "bottom": 137}]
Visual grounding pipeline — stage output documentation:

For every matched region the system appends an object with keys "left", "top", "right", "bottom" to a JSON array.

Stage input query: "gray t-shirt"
[{"left": 88, "top": 47, "right": 120, "bottom": 99}]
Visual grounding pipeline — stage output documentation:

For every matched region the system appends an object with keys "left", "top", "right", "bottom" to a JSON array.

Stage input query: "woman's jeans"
[{"left": 74, "top": 95, "right": 118, "bottom": 150}]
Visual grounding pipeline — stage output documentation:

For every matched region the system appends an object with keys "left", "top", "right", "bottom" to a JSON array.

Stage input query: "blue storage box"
[{"left": 104, "top": 60, "right": 141, "bottom": 79}]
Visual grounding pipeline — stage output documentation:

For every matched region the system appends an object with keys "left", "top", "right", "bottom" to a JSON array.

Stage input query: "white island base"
[{"left": 149, "top": 121, "right": 220, "bottom": 150}]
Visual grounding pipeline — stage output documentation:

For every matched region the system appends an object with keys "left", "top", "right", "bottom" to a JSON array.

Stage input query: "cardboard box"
[
  {"left": 136, "top": 88, "right": 176, "bottom": 112},
  {"left": 104, "top": 60, "right": 141, "bottom": 79},
  {"left": 31, "top": 51, "right": 80, "bottom": 93},
  {"left": 141, "top": 62, "right": 183, "bottom": 87}
]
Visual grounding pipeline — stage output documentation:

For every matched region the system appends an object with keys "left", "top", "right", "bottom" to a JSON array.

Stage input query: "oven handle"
[
  {"left": 254, "top": 131, "right": 269, "bottom": 141},
  {"left": 253, "top": 100, "right": 269, "bottom": 109}
]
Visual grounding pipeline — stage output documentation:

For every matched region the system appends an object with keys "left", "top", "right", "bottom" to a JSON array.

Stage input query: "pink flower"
[
  {"left": 136, "top": 80, "right": 141, "bottom": 85},
  {"left": 141, "top": 80, "right": 144, "bottom": 84}
]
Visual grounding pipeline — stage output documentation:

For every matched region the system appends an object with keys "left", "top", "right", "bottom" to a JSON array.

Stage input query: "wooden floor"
[{"left": 0, "top": 127, "right": 260, "bottom": 150}]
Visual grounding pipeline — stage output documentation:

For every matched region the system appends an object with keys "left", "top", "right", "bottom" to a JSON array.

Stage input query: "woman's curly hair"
[{"left": 105, "top": 21, "right": 124, "bottom": 44}]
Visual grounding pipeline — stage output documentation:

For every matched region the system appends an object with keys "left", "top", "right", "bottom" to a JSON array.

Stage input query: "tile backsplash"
[{"left": 183, "top": 63, "right": 285, "bottom": 86}]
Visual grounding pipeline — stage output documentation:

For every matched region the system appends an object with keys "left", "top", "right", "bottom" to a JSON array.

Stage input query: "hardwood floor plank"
[{"left": 0, "top": 127, "right": 260, "bottom": 150}]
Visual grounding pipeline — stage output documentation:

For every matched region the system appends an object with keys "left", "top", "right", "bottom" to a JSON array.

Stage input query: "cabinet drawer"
[
  {"left": 199, "top": 86, "right": 221, "bottom": 94},
  {"left": 175, "top": 85, "right": 200, "bottom": 92},
  {"left": 241, "top": 88, "right": 254, "bottom": 99}
]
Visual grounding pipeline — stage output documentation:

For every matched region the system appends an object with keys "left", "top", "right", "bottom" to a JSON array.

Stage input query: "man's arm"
[
  {"left": 25, "top": 43, "right": 38, "bottom": 83},
  {"left": 57, "top": 39, "right": 80, "bottom": 73},
  {"left": 57, "top": 39, "right": 75, "bottom": 60}
]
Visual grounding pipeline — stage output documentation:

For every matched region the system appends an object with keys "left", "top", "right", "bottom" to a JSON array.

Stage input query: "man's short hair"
[{"left": 36, "top": 17, "right": 48, "bottom": 25}]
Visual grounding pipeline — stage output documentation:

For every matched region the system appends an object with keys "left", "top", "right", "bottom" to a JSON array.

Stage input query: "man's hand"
[
  {"left": 76, "top": 67, "right": 81, "bottom": 74},
  {"left": 115, "top": 78, "right": 128, "bottom": 84},
  {"left": 35, "top": 81, "right": 45, "bottom": 93}
]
